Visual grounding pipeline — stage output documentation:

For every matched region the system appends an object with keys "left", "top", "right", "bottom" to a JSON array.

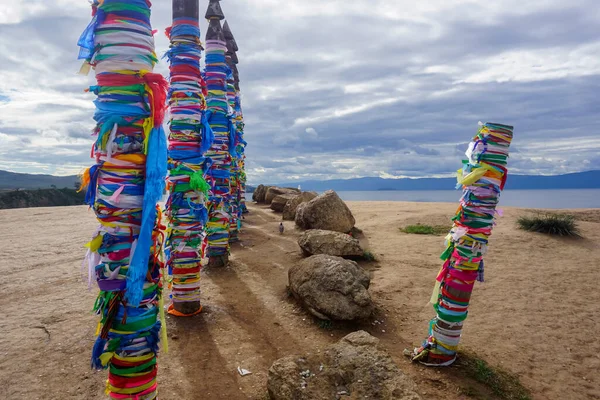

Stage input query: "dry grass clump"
[{"left": 517, "top": 213, "right": 580, "bottom": 237}]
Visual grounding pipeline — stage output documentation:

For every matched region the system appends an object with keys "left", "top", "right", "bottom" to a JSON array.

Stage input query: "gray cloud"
[{"left": 0, "top": 0, "right": 599, "bottom": 181}]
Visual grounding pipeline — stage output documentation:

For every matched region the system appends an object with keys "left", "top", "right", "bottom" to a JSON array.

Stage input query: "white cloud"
[{"left": 457, "top": 43, "right": 600, "bottom": 84}]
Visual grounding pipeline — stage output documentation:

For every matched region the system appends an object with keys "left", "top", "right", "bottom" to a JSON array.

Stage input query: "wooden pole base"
[
  {"left": 173, "top": 301, "right": 202, "bottom": 316},
  {"left": 208, "top": 255, "right": 229, "bottom": 268}
]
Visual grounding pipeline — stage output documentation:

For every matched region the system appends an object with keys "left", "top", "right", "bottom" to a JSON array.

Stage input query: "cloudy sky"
[{"left": 1, "top": 0, "right": 599, "bottom": 184}]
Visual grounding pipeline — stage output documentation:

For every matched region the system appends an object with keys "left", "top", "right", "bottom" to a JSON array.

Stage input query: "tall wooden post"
[
  {"left": 165, "top": 0, "right": 212, "bottom": 316},
  {"left": 224, "top": 21, "right": 241, "bottom": 242},
  {"left": 223, "top": 21, "right": 248, "bottom": 216},
  {"left": 203, "top": 0, "right": 232, "bottom": 267},
  {"left": 412, "top": 122, "right": 514, "bottom": 366}
]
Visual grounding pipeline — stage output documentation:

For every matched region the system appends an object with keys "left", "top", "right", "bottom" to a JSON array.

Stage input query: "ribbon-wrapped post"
[
  {"left": 77, "top": 0, "right": 168, "bottom": 397},
  {"left": 223, "top": 20, "right": 245, "bottom": 241},
  {"left": 224, "top": 22, "right": 248, "bottom": 216},
  {"left": 164, "top": 0, "right": 212, "bottom": 317},
  {"left": 203, "top": 0, "right": 232, "bottom": 267},
  {"left": 412, "top": 122, "right": 514, "bottom": 366}
]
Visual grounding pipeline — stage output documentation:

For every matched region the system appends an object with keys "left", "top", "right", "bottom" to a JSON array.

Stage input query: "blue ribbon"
[{"left": 125, "top": 126, "right": 167, "bottom": 306}]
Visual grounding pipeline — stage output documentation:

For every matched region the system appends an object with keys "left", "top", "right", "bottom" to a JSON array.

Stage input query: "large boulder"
[
  {"left": 267, "top": 331, "right": 421, "bottom": 400},
  {"left": 298, "top": 229, "right": 363, "bottom": 258},
  {"left": 288, "top": 255, "right": 373, "bottom": 320},
  {"left": 253, "top": 185, "right": 271, "bottom": 203},
  {"left": 265, "top": 187, "right": 300, "bottom": 205},
  {"left": 295, "top": 190, "right": 355, "bottom": 233},
  {"left": 270, "top": 194, "right": 297, "bottom": 213},
  {"left": 252, "top": 184, "right": 264, "bottom": 203},
  {"left": 282, "top": 192, "right": 318, "bottom": 221}
]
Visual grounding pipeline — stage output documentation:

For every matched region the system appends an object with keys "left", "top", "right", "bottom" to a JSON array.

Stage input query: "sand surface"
[{"left": 0, "top": 201, "right": 599, "bottom": 399}]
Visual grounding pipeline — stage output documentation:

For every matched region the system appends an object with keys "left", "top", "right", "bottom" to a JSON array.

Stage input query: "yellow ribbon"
[
  {"left": 106, "top": 379, "right": 156, "bottom": 395},
  {"left": 85, "top": 234, "right": 103, "bottom": 252},
  {"left": 158, "top": 293, "right": 168, "bottom": 354},
  {"left": 457, "top": 162, "right": 500, "bottom": 187}
]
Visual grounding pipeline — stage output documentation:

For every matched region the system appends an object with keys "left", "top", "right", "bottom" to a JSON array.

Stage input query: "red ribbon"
[{"left": 143, "top": 73, "right": 168, "bottom": 126}]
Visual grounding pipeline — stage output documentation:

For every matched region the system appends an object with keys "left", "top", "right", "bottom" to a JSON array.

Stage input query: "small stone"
[
  {"left": 270, "top": 193, "right": 297, "bottom": 212},
  {"left": 295, "top": 190, "right": 355, "bottom": 232},
  {"left": 289, "top": 255, "right": 373, "bottom": 321},
  {"left": 298, "top": 229, "right": 363, "bottom": 258},
  {"left": 267, "top": 331, "right": 421, "bottom": 400},
  {"left": 265, "top": 187, "right": 300, "bottom": 205},
  {"left": 283, "top": 192, "right": 318, "bottom": 221}
]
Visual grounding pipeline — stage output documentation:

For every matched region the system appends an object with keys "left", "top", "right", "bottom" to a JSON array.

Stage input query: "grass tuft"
[
  {"left": 362, "top": 251, "right": 377, "bottom": 261},
  {"left": 458, "top": 352, "right": 532, "bottom": 400},
  {"left": 317, "top": 319, "right": 333, "bottom": 330},
  {"left": 401, "top": 224, "right": 450, "bottom": 235},
  {"left": 517, "top": 213, "right": 580, "bottom": 237}
]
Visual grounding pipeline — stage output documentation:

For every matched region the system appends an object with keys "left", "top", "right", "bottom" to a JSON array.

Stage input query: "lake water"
[{"left": 335, "top": 189, "right": 600, "bottom": 209}]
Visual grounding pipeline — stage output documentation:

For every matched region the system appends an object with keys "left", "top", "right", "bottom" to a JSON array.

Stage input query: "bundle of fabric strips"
[
  {"left": 164, "top": 3, "right": 213, "bottom": 316},
  {"left": 203, "top": 0, "right": 233, "bottom": 261},
  {"left": 412, "top": 122, "right": 514, "bottom": 367},
  {"left": 77, "top": 0, "right": 168, "bottom": 398}
]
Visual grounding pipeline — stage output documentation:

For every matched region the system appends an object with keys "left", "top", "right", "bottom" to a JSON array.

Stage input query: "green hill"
[
  {"left": 0, "top": 188, "right": 86, "bottom": 210},
  {"left": 0, "top": 170, "right": 79, "bottom": 190}
]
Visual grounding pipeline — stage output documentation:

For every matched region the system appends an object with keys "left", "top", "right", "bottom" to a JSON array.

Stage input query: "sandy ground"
[{"left": 0, "top": 201, "right": 598, "bottom": 399}]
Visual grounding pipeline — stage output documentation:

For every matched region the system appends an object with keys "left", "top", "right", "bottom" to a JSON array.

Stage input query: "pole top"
[
  {"left": 223, "top": 20, "right": 235, "bottom": 40},
  {"left": 173, "top": 0, "right": 199, "bottom": 20},
  {"left": 226, "top": 39, "right": 237, "bottom": 54},
  {"left": 205, "top": 0, "right": 225, "bottom": 20},
  {"left": 206, "top": 18, "right": 225, "bottom": 41}
]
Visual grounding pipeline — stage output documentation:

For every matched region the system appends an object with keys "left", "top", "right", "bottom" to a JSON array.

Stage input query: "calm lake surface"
[{"left": 336, "top": 189, "right": 600, "bottom": 209}]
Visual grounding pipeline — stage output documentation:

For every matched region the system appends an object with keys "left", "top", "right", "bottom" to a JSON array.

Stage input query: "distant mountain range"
[
  {"left": 2, "top": 169, "right": 599, "bottom": 193},
  {"left": 274, "top": 170, "right": 600, "bottom": 191},
  {"left": 0, "top": 170, "right": 79, "bottom": 190}
]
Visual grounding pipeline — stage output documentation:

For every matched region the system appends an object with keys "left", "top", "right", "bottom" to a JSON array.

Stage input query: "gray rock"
[
  {"left": 252, "top": 184, "right": 265, "bottom": 203},
  {"left": 298, "top": 230, "right": 363, "bottom": 258},
  {"left": 288, "top": 255, "right": 373, "bottom": 321},
  {"left": 295, "top": 190, "right": 355, "bottom": 233},
  {"left": 270, "top": 194, "right": 297, "bottom": 212},
  {"left": 267, "top": 331, "right": 422, "bottom": 400},
  {"left": 282, "top": 192, "right": 318, "bottom": 221},
  {"left": 265, "top": 187, "right": 300, "bottom": 205},
  {"left": 253, "top": 185, "right": 271, "bottom": 203}
]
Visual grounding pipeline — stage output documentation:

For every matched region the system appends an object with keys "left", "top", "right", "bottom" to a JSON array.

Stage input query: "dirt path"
[
  {"left": 1, "top": 202, "right": 598, "bottom": 399},
  {"left": 0, "top": 204, "right": 359, "bottom": 400},
  {"left": 160, "top": 205, "right": 345, "bottom": 399}
]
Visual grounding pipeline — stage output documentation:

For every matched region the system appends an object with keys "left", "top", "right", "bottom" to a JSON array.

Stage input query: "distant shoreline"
[
  {"left": 335, "top": 189, "right": 600, "bottom": 209},
  {"left": 369, "top": 187, "right": 600, "bottom": 192}
]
